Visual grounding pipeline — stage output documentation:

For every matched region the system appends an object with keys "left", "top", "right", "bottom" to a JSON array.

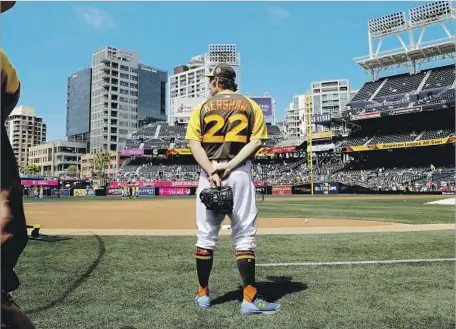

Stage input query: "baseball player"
[
  {"left": 185, "top": 63, "right": 280, "bottom": 315},
  {"left": 1, "top": 2, "right": 36, "bottom": 328}
]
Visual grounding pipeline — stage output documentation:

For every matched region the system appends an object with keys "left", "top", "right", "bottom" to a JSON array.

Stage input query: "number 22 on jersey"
[{"left": 203, "top": 113, "right": 248, "bottom": 143}]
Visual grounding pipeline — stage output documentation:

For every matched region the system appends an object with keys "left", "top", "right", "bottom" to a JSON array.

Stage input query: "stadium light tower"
[{"left": 355, "top": 0, "right": 456, "bottom": 80}]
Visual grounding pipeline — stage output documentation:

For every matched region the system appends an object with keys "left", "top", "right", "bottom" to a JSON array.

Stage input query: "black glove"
[{"left": 199, "top": 186, "right": 234, "bottom": 214}]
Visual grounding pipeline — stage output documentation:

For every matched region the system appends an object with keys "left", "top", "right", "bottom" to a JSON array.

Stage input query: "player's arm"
[
  {"left": 185, "top": 106, "right": 214, "bottom": 176},
  {"left": 225, "top": 100, "right": 268, "bottom": 171},
  {"left": 1, "top": 49, "right": 20, "bottom": 244},
  {"left": 1, "top": 50, "right": 20, "bottom": 192}
]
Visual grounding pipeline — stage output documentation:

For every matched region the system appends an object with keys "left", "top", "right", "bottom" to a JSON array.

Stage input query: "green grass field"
[
  {"left": 14, "top": 195, "right": 456, "bottom": 328},
  {"left": 14, "top": 231, "right": 455, "bottom": 329}
]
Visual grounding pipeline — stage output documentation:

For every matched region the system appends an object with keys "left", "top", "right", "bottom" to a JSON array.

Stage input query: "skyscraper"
[
  {"left": 67, "top": 67, "right": 92, "bottom": 146},
  {"left": 168, "top": 44, "right": 240, "bottom": 125},
  {"left": 137, "top": 64, "right": 167, "bottom": 127},
  {"left": 88, "top": 47, "right": 167, "bottom": 153}
]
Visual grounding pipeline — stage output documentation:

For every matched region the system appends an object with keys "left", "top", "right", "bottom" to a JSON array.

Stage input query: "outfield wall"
[{"left": 24, "top": 181, "right": 448, "bottom": 199}]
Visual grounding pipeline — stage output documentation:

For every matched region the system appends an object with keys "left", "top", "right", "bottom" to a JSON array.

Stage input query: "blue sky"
[{"left": 2, "top": 1, "right": 447, "bottom": 141}]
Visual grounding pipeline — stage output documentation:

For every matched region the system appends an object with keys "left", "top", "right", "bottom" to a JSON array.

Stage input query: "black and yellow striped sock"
[
  {"left": 236, "top": 250, "right": 257, "bottom": 302},
  {"left": 196, "top": 247, "right": 213, "bottom": 296}
]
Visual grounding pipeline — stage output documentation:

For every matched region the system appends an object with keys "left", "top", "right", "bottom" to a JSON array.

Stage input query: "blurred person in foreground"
[{"left": 1, "top": 2, "right": 36, "bottom": 328}]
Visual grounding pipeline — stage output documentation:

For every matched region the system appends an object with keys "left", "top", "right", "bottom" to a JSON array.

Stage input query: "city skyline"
[{"left": 2, "top": 1, "right": 447, "bottom": 141}]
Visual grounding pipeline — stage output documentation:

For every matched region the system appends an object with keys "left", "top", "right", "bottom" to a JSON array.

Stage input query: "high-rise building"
[
  {"left": 284, "top": 94, "right": 305, "bottom": 138},
  {"left": 311, "top": 79, "right": 353, "bottom": 117},
  {"left": 67, "top": 67, "right": 92, "bottom": 146},
  {"left": 137, "top": 64, "right": 167, "bottom": 127},
  {"left": 5, "top": 105, "right": 46, "bottom": 169},
  {"left": 88, "top": 47, "right": 167, "bottom": 153},
  {"left": 168, "top": 44, "right": 241, "bottom": 125}
]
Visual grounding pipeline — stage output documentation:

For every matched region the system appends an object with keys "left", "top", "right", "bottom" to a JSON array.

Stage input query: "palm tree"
[
  {"left": 67, "top": 164, "right": 78, "bottom": 177},
  {"left": 94, "top": 152, "right": 111, "bottom": 178},
  {"left": 23, "top": 164, "right": 40, "bottom": 176}
]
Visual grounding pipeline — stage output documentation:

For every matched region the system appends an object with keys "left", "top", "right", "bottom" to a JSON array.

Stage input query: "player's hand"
[
  {"left": 214, "top": 163, "right": 233, "bottom": 180},
  {"left": 0, "top": 190, "right": 13, "bottom": 245},
  {"left": 209, "top": 173, "right": 222, "bottom": 188}
]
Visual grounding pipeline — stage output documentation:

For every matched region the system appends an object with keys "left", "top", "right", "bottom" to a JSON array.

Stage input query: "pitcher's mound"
[{"left": 426, "top": 198, "right": 455, "bottom": 205}]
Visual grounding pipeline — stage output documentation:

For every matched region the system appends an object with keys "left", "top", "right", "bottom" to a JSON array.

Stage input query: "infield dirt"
[{"left": 23, "top": 196, "right": 454, "bottom": 236}]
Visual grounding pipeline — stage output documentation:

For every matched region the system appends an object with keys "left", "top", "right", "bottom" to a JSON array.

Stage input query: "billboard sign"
[
  {"left": 107, "top": 187, "right": 123, "bottom": 196},
  {"left": 120, "top": 148, "right": 144, "bottom": 156},
  {"left": 159, "top": 187, "right": 192, "bottom": 196},
  {"left": 138, "top": 187, "right": 155, "bottom": 196},
  {"left": 174, "top": 97, "right": 205, "bottom": 118},
  {"left": 251, "top": 97, "right": 273, "bottom": 118},
  {"left": 21, "top": 179, "right": 58, "bottom": 186},
  {"left": 74, "top": 189, "right": 96, "bottom": 197},
  {"left": 272, "top": 185, "right": 292, "bottom": 195}
]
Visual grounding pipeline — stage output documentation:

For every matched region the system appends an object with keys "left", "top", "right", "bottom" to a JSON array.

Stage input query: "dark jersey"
[{"left": 186, "top": 91, "right": 268, "bottom": 161}]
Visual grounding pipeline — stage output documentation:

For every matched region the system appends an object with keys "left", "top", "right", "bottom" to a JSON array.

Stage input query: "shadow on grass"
[
  {"left": 212, "top": 276, "right": 307, "bottom": 305},
  {"left": 26, "top": 235, "right": 106, "bottom": 315}
]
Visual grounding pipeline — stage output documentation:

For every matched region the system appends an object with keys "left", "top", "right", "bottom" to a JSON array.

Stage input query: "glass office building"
[
  {"left": 66, "top": 68, "right": 92, "bottom": 143},
  {"left": 138, "top": 64, "right": 167, "bottom": 127}
]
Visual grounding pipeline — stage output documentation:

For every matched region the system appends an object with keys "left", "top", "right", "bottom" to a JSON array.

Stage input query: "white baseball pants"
[{"left": 195, "top": 164, "right": 258, "bottom": 251}]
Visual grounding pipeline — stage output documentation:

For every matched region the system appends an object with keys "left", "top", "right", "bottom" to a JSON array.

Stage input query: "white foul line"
[{"left": 257, "top": 258, "right": 456, "bottom": 267}]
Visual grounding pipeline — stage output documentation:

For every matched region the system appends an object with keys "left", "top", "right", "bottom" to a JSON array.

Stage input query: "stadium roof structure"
[{"left": 355, "top": 1, "right": 456, "bottom": 80}]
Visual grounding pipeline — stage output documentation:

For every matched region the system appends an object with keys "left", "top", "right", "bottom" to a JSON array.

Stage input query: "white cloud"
[
  {"left": 75, "top": 7, "right": 115, "bottom": 30},
  {"left": 268, "top": 6, "right": 290, "bottom": 27}
]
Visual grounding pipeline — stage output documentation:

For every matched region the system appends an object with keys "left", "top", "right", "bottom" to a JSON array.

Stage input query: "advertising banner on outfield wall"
[
  {"left": 159, "top": 187, "right": 193, "bottom": 196},
  {"left": 74, "top": 189, "right": 96, "bottom": 197},
  {"left": 314, "top": 182, "right": 339, "bottom": 194},
  {"left": 345, "top": 137, "right": 455, "bottom": 152},
  {"left": 255, "top": 186, "right": 267, "bottom": 194},
  {"left": 138, "top": 187, "right": 155, "bottom": 196},
  {"left": 50, "top": 189, "right": 70, "bottom": 197},
  {"left": 250, "top": 97, "right": 273, "bottom": 118},
  {"left": 107, "top": 188, "right": 123, "bottom": 196},
  {"left": 272, "top": 185, "right": 292, "bottom": 195},
  {"left": 292, "top": 185, "right": 311, "bottom": 194}
]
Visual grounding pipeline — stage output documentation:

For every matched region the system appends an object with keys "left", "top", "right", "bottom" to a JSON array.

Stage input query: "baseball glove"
[{"left": 199, "top": 186, "right": 234, "bottom": 214}]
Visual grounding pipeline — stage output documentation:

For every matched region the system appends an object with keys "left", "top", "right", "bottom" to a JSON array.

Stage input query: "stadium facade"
[
  {"left": 167, "top": 44, "right": 241, "bottom": 125},
  {"left": 67, "top": 67, "right": 92, "bottom": 147},
  {"left": 86, "top": 46, "right": 167, "bottom": 153}
]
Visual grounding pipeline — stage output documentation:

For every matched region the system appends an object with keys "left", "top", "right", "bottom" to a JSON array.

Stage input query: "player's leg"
[
  {"left": 1, "top": 187, "right": 35, "bottom": 328},
  {"left": 2, "top": 290, "right": 36, "bottom": 329},
  {"left": 194, "top": 177, "right": 224, "bottom": 309},
  {"left": 227, "top": 171, "right": 281, "bottom": 315}
]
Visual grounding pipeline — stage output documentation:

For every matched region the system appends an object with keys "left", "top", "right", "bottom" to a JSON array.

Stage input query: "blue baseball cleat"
[
  {"left": 194, "top": 295, "right": 211, "bottom": 309},
  {"left": 240, "top": 297, "right": 281, "bottom": 315}
]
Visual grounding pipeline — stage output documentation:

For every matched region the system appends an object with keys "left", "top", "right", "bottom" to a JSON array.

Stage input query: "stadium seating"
[
  {"left": 375, "top": 71, "right": 426, "bottom": 98},
  {"left": 348, "top": 65, "right": 455, "bottom": 117},
  {"left": 367, "top": 132, "right": 418, "bottom": 145},
  {"left": 336, "top": 136, "right": 369, "bottom": 148},
  {"left": 350, "top": 79, "right": 385, "bottom": 102},
  {"left": 421, "top": 65, "right": 455, "bottom": 91},
  {"left": 418, "top": 128, "right": 453, "bottom": 141}
]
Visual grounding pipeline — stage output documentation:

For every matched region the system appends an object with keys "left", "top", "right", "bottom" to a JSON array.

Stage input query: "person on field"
[{"left": 1, "top": 2, "right": 37, "bottom": 328}]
